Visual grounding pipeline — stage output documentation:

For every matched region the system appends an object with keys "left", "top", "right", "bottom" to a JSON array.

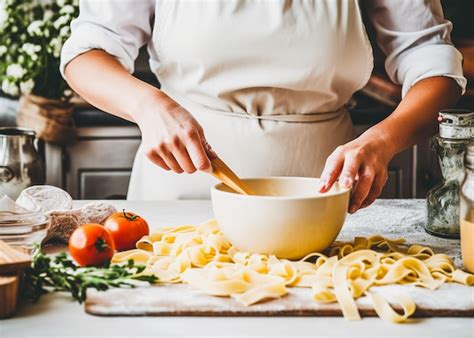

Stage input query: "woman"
[{"left": 61, "top": 0, "right": 465, "bottom": 212}]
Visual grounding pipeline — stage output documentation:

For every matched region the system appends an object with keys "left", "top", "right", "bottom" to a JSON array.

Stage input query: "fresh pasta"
[{"left": 112, "top": 219, "right": 474, "bottom": 323}]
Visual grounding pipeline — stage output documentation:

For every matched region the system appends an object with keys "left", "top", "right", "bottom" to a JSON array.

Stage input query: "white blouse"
[
  {"left": 59, "top": 0, "right": 467, "bottom": 200},
  {"left": 61, "top": 0, "right": 466, "bottom": 103}
]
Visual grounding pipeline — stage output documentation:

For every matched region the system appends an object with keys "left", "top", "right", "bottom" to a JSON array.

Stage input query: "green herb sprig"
[{"left": 23, "top": 245, "right": 158, "bottom": 303}]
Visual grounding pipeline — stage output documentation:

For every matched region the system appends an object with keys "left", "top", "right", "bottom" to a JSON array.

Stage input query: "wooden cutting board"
[
  {"left": 86, "top": 200, "right": 474, "bottom": 318},
  {"left": 0, "top": 240, "right": 32, "bottom": 318},
  {"left": 85, "top": 283, "right": 474, "bottom": 317}
]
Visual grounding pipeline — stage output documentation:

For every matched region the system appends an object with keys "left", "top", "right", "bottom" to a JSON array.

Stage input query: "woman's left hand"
[{"left": 318, "top": 131, "right": 395, "bottom": 213}]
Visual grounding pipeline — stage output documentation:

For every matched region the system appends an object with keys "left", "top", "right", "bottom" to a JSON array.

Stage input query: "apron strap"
[
  {"left": 205, "top": 105, "right": 348, "bottom": 123},
  {"left": 163, "top": 88, "right": 348, "bottom": 124}
]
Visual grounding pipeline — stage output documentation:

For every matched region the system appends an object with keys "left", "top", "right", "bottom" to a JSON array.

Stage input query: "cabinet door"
[
  {"left": 380, "top": 148, "right": 414, "bottom": 198},
  {"left": 79, "top": 170, "right": 132, "bottom": 199},
  {"left": 67, "top": 137, "right": 140, "bottom": 199}
]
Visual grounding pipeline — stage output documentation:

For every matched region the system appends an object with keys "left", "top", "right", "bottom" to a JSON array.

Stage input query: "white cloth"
[
  {"left": 60, "top": 0, "right": 466, "bottom": 97},
  {"left": 60, "top": 0, "right": 466, "bottom": 200}
]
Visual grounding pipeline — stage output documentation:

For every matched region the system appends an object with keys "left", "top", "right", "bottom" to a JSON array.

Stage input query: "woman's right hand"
[{"left": 134, "top": 93, "right": 214, "bottom": 174}]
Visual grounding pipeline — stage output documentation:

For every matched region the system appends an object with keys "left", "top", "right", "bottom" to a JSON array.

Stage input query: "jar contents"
[
  {"left": 460, "top": 143, "right": 474, "bottom": 273},
  {"left": 425, "top": 110, "right": 474, "bottom": 238}
]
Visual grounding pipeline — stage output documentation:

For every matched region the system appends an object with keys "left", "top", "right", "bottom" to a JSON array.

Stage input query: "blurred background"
[{"left": 0, "top": 0, "right": 473, "bottom": 200}]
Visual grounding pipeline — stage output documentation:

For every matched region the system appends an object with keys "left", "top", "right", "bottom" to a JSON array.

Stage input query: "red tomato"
[
  {"left": 103, "top": 210, "right": 149, "bottom": 251},
  {"left": 68, "top": 223, "right": 115, "bottom": 267}
]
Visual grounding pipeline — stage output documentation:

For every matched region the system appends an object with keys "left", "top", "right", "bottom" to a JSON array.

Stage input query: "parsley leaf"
[{"left": 23, "top": 245, "right": 157, "bottom": 303}]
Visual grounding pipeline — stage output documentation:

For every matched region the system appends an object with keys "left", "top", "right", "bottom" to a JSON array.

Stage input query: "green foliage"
[
  {"left": 0, "top": 0, "right": 79, "bottom": 99},
  {"left": 23, "top": 245, "right": 158, "bottom": 304}
]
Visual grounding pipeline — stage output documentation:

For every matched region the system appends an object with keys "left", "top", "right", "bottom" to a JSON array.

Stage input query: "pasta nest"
[{"left": 113, "top": 219, "right": 474, "bottom": 323}]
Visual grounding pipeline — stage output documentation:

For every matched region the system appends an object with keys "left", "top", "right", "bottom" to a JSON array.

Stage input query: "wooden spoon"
[{"left": 210, "top": 156, "right": 254, "bottom": 195}]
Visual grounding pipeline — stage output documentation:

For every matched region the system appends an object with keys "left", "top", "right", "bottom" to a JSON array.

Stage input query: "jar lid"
[{"left": 438, "top": 109, "right": 474, "bottom": 140}]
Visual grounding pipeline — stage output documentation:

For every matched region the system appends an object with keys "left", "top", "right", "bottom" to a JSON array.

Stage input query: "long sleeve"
[
  {"left": 60, "top": 0, "right": 155, "bottom": 77},
  {"left": 365, "top": 0, "right": 466, "bottom": 97}
]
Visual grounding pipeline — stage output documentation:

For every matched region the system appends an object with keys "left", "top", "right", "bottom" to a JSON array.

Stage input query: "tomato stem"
[
  {"left": 122, "top": 209, "right": 139, "bottom": 221},
  {"left": 94, "top": 235, "right": 109, "bottom": 252}
]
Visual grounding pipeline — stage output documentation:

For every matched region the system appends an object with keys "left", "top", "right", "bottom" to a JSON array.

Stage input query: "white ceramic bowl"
[{"left": 211, "top": 177, "right": 350, "bottom": 259}]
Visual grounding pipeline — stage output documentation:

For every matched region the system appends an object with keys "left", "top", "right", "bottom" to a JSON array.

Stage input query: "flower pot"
[{"left": 16, "top": 94, "right": 76, "bottom": 145}]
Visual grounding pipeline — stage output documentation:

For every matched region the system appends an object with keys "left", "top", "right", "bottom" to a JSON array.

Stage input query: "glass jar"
[
  {"left": 0, "top": 209, "right": 50, "bottom": 253},
  {"left": 460, "top": 143, "right": 474, "bottom": 273},
  {"left": 426, "top": 138, "right": 469, "bottom": 238},
  {"left": 425, "top": 110, "right": 474, "bottom": 238}
]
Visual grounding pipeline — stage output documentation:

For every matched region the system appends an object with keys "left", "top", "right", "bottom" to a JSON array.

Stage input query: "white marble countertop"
[{"left": 1, "top": 200, "right": 473, "bottom": 338}]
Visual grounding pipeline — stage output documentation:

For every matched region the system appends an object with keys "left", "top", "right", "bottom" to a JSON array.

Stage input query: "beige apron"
[{"left": 128, "top": 0, "right": 373, "bottom": 200}]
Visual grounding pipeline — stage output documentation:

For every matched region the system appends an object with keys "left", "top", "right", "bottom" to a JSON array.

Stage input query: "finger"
[
  {"left": 197, "top": 128, "right": 218, "bottom": 160},
  {"left": 319, "top": 148, "right": 344, "bottom": 192},
  {"left": 349, "top": 167, "right": 375, "bottom": 213},
  {"left": 339, "top": 151, "right": 363, "bottom": 190},
  {"left": 360, "top": 173, "right": 387, "bottom": 209},
  {"left": 157, "top": 146, "right": 184, "bottom": 174},
  {"left": 145, "top": 150, "right": 171, "bottom": 171},
  {"left": 203, "top": 139, "right": 218, "bottom": 160},
  {"left": 170, "top": 141, "right": 197, "bottom": 174},
  {"left": 184, "top": 130, "right": 212, "bottom": 172}
]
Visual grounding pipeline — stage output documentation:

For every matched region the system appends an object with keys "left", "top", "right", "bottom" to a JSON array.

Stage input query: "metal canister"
[
  {"left": 0, "top": 127, "right": 45, "bottom": 199},
  {"left": 425, "top": 109, "right": 474, "bottom": 238}
]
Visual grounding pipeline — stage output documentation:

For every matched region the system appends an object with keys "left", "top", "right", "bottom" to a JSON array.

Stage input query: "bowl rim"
[{"left": 211, "top": 176, "right": 350, "bottom": 200}]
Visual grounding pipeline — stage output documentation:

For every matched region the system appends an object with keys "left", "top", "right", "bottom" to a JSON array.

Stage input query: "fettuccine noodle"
[{"left": 112, "top": 219, "right": 474, "bottom": 323}]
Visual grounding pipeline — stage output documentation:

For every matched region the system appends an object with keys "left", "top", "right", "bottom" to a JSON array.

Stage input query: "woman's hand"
[
  {"left": 64, "top": 50, "right": 215, "bottom": 175},
  {"left": 318, "top": 131, "right": 395, "bottom": 213},
  {"left": 135, "top": 94, "right": 215, "bottom": 174}
]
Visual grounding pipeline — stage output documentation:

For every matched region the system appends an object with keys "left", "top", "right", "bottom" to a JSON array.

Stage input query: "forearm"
[
  {"left": 64, "top": 49, "right": 212, "bottom": 173},
  {"left": 63, "top": 49, "right": 177, "bottom": 122},
  {"left": 362, "top": 76, "right": 462, "bottom": 156}
]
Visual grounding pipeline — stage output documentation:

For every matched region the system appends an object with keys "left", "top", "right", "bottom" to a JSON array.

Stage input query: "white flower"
[
  {"left": 50, "top": 37, "right": 62, "bottom": 57},
  {"left": 53, "top": 15, "right": 69, "bottom": 29},
  {"left": 20, "top": 79, "right": 35, "bottom": 94},
  {"left": 60, "top": 5, "right": 74, "bottom": 15},
  {"left": 27, "top": 20, "right": 44, "bottom": 36},
  {"left": 57, "top": 0, "right": 66, "bottom": 7},
  {"left": 2, "top": 79, "right": 19, "bottom": 96},
  {"left": 6, "top": 64, "right": 26, "bottom": 79},
  {"left": 43, "top": 9, "right": 54, "bottom": 21},
  {"left": 21, "top": 43, "right": 41, "bottom": 56},
  {"left": 59, "top": 25, "right": 69, "bottom": 37},
  {"left": 0, "top": 45, "right": 7, "bottom": 56},
  {"left": 0, "top": 1, "right": 7, "bottom": 29}
]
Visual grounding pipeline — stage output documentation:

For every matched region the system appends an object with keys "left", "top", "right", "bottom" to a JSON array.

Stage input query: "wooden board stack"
[{"left": 0, "top": 240, "right": 32, "bottom": 318}]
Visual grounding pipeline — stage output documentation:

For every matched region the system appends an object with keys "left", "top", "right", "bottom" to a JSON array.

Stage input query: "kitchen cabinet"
[{"left": 45, "top": 126, "right": 141, "bottom": 200}]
